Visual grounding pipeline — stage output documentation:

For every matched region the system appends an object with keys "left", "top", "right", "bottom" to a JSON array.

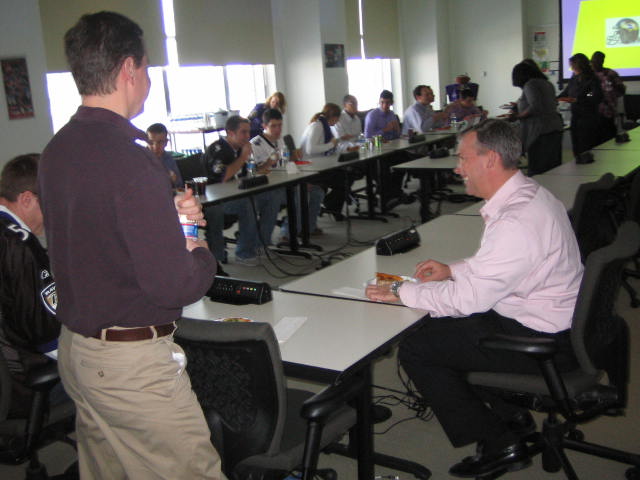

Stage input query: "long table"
[
  {"left": 454, "top": 174, "right": 600, "bottom": 216},
  {"left": 281, "top": 214, "right": 484, "bottom": 303},
  {"left": 182, "top": 291, "right": 430, "bottom": 479},
  {"left": 542, "top": 149, "right": 639, "bottom": 177},
  {"left": 392, "top": 155, "right": 460, "bottom": 222}
]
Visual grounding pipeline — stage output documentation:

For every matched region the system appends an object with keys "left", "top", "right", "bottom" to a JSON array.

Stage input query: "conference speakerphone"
[
  {"left": 375, "top": 226, "right": 421, "bottom": 255},
  {"left": 408, "top": 133, "right": 426, "bottom": 144},
  {"left": 338, "top": 151, "right": 360, "bottom": 162},
  {"left": 207, "top": 276, "right": 272, "bottom": 305},
  {"left": 238, "top": 175, "right": 269, "bottom": 190}
]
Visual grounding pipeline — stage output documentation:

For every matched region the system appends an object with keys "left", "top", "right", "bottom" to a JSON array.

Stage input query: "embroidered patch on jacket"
[{"left": 40, "top": 282, "right": 57, "bottom": 315}]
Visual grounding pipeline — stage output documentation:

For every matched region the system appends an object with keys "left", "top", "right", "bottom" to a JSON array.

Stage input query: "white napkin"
[{"left": 274, "top": 316, "right": 307, "bottom": 344}]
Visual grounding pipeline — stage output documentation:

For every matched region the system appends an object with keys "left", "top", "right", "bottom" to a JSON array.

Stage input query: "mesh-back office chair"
[
  {"left": 620, "top": 170, "right": 640, "bottom": 307},
  {"left": 570, "top": 173, "right": 618, "bottom": 262},
  {"left": 527, "top": 130, "right": 563, "bottom": 176},
  {"left": 175, "top": 319, "right": 359, "bottom": 480},
  {"left": 0, "top": 350, "right": 76, "bottom": 479},
  {"left": 468, "top": 221, "right": 640, "bottom": 479}
]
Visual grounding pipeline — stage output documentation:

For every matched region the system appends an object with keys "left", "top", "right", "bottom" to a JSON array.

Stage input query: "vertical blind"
[
  {"left": 39, "top": 0, "right": 167, "bottom": 72},
  {"left": 173, "top": 0, "right": 275, "bottom": 65},
  {"left": 344, "top": 0, "right": 400, "bottom": 59}
]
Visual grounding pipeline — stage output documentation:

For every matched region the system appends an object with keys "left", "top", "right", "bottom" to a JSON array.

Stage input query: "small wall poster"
[
  {"left": 324, "top": 44, "right": 345, "bottom": 68},
  {"left": 1, "top": 57, "right": 35, "bottom": 120}
]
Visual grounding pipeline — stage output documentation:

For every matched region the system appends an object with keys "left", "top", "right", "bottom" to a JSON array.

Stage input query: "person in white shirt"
[
  {"left": 333, "top": 94, "right": 362, "bottom": 146},
  {"left": 402, "top": 85, "right": 448, "bottom": 135}
]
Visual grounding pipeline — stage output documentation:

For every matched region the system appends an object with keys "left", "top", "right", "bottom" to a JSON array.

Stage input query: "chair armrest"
[
  {"left": 25, "top": 363, "right": 60, "bottom": 391},
  {"left": 300, "top": 375, "right": 365, "bottom": 422},
  {"left": 480, "top": 334, "right": 558, "bottom": 358}
]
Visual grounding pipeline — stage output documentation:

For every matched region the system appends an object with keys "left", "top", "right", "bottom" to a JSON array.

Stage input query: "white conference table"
[
  {"left": 281, "top": 214, "right": 484, "bottom": 302},
  {"left": 454, "top": 174, "right": 600, "bottom": 216},
  {"left": 542, "top": 149, "right": 639, "bottom": 177},
  {"left": 182, "top": 291, "right": 430, "bottom": 480},
  {"left": 392, "top": 155, "right": 461, "bottom": 221},
  {"left": 183, "top": 291, "right": 425, "bottom": 377}
]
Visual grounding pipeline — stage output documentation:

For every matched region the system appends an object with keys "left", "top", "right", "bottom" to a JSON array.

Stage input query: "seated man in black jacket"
[{"left": 0, "top": 154, "right": 63, "bottom": 416}]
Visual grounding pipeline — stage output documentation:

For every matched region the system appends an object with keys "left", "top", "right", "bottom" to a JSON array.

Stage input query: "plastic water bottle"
[
  {"left": 281, "top": 147, "right": 290, "bottom": 167},
  {"left": 450, "top": 113, "right": 458, "bottom": 130},
  {"left": 247, "top": 154, "right": 257, "bottom": 177}
]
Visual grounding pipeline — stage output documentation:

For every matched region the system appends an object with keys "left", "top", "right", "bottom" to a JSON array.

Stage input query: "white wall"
[
  {"left": 398, "top": 0, "right": 444, "bottom": 110},
  {"left": 319, "top": 0, "right": 349, "bottom": 106},
  {"left": 0, "top": 0, "right": 54, "bottom": 169},
  {"left": 271, "top": 0, "right": 326, "bottom": 142},
  {"left": 445, "top": 0, "right": 525, "bottom": 115}
]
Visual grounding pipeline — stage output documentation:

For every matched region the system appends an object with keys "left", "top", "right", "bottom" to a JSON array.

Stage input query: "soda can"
[{"left": 179, "top": 214, "right": 198, "bottom": 240}]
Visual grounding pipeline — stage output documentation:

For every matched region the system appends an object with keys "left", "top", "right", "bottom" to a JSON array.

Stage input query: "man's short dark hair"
[
  {"left": 380, "top": 90, "right": 394, "bottom": 101},
  {"left": 460, "top": 119, "right": 521, "bottom": 170},
  {"left": 225, "top": 115, "right": 250, "bottom": 133},
  {"left": 64, "top": 11, "right": 145, "bottom": 96},
  {"left": 147, "top": 123, "right": 168, "bottom": 135},
  {"left": 262, "top": 108, "right": 283, "bottom": 125},
  {"left": 412, "top": 85, "right": 429, "bottom": 99},
  {"left": 0, "top": 154, "right": 39, "bottom": 202},
  {"left": 343, "top": 94, "right": 357, "bottom": 105},
  {"left": 460, "top": 89, "right": 476, "bottom": 100}
]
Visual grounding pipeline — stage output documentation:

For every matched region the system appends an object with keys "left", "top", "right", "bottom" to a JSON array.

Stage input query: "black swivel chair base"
[{"left": 324, "top": 442, "right": 432, "bottom": 480}]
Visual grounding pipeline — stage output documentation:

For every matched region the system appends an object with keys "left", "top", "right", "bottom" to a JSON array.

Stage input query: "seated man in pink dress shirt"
[{"left": 366, "top": 119, "right": 583, "bottom": 478}]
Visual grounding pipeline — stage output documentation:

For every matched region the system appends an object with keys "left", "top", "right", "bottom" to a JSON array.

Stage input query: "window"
[
  {"left": 347, "top": 58, "right": 403, "bottom": 113},
  {"left": 225, "top": 64, "right": 276, "bottom": 117}
]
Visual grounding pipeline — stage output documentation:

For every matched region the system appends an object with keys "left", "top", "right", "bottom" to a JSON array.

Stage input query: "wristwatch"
[{"left": 390, "top": 280, "right": 404, "bottom": 299}]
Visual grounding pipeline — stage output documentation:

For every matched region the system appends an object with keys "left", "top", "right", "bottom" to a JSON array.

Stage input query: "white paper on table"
[
  {"left": 274, "top": 316, "right": 307, "bottom": 344},
  {"left": 331, "top": 287, "right": 366, "bottom": 299}
]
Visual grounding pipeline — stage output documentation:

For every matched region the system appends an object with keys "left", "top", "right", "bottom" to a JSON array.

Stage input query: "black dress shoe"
[
  {"left": 449, "top": 442, "right": 531, "bottom": 478},
  {"left": 507, "top": 411, "right": 536, "bottom": 437}
]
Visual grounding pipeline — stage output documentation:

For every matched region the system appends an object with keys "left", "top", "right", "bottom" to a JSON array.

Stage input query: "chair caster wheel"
[
  {"left": 567, "top": 429, "right": 584, "bottom": 441},
  {"left": 626, "top": 466, "right": 640, "bottom": 480}
]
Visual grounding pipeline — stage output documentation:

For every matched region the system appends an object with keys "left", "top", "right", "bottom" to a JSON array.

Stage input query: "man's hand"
[
  {"left": 383, "top": 119, "right": 400, "bottom": 133},
  {"left": 240, "top": 142, "right": 253, "bottom": 159},
  {"left": 257, "top": 162, "right": 272, "bottom": 174},
  {"left": 175, "top": 189, "right": 205, "bottom": 226},
  {"left": 186, "top": 238, "right": 209, "bottom": 252},
  {"left": 414, "top": 259, "right": 452, "bottom": 282},
  {"left": 365, "top": 284, "right": 400, "bottom": 303}
]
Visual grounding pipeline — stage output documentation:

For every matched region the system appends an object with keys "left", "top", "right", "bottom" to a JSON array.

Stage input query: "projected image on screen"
[
  {"left": 605, "top": 17, "right": 640, "bottom": 47},
  {"left": 561, "top": 0, "right": 640, "bottom": 80}
]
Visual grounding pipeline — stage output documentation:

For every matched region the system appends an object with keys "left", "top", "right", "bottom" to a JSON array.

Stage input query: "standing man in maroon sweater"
[{"left": 39, "top": 11, "right": 224, "bottom": 479}]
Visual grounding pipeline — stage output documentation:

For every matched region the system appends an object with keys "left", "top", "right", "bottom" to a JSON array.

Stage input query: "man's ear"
[
  {"left": 485, "top": 149, "right": 499, "bottom": 169},
  {"left": 121, "top": 57, "right": 136, "bottom": 83}
]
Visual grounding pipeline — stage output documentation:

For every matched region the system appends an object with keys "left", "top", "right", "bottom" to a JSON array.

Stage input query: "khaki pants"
[{"left": 58, "top": 325, "right": 225, "bottom": 479}]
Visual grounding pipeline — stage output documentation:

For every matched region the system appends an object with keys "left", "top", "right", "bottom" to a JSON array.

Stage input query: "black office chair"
[
  {"left": 570, "top": 173, "right": 618, "bottom": 262},
  {"left": 619, "top": 170, "right": 640, "bottom": 307},
  {"left": 175, "top": 319, "right": 360, "bottom": 480},
  {"left": 176, "top": 152, "right": 208, "bottom": 182},
  {"left": 0, "top": 350, "right": 76, "bottom": 479},
  {"left": 467, "top": 221, "right": 640, "bottom": 479},
  {"left": 527, "top": 130, "right": 562, "bottom": 176}
]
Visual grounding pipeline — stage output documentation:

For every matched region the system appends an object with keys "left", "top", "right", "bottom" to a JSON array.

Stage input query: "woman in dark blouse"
[{"left": 558, "top": 53, "right": 603, "bottom": 160}]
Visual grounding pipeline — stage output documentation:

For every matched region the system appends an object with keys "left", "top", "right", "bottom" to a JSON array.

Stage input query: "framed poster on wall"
[{"left": 1, "top": 57, "right": 35, "bottom": 120}]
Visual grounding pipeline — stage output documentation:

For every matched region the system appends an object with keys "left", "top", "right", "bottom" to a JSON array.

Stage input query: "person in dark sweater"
[
  {"left": 0, "top": 154, "right": 65, "bottom": 417},
  {"left": 39, "top": 12, "right": 223, "bottom": 479}
]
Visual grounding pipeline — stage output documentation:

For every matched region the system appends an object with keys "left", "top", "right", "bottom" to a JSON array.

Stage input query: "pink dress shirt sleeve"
[{"left": 399, "top": 216, "right": 537, "bottom": 317}]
